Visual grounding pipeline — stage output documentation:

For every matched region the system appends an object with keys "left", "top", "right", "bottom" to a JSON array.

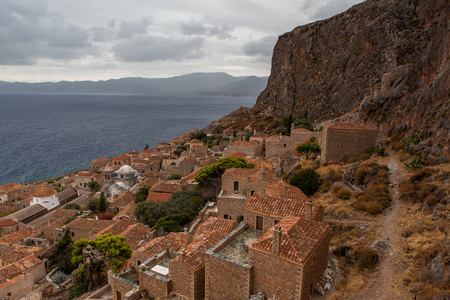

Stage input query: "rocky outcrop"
[{"left": 211, "top": 0, "right": 449, "bottom": 154}]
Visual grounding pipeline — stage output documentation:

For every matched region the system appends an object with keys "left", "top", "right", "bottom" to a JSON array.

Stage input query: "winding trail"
[{"left": 349, "top": 151, "right": 410, "bottom": 300}]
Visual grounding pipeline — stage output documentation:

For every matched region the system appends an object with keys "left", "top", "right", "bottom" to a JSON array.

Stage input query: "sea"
[{"left": 0, "top": 93, "right": 256, "bottom": 185}]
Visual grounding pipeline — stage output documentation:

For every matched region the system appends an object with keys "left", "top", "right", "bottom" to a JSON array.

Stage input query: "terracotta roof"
[
  {"left": 0, "top": 255, "right": 42, "bottom": 284},
  {"left": 0, "top": 183, "right": 26, "bottom": 194},
  {"left": 198, "top": 217, "right": 238, "bottom": 237},
  {"left": 90, "top": 219, "right": 132, "bottom": 240},
  {"left": 139, "top": 176, "right": 162, "bottom": 189},
  {"left": 136, "top": 232, "right": 189, "bottom": 258},
  {"left": 120, "top": 223, "right": 152, "bottom": 250},
  {"left": 292, "top": 128, "right": 312, "bottom": 133},
  {"left": 227, "top": 152, "right": 247, "bottom": 158},
  {"left": 190, "top": 139, "right": 202, "bottom": 144},
  {"left": 53, "top": 208, "right": 77, "bottom": 220},
  {"left": 223, "top": 129, "right": 233, "bottom": 132},
  {"left": 266, "top": 135, "right": 282, "bottom": 142},
  {"left": 265, "top": 181, "right": 308, "bottom": 200},
  {"left": 7, "top": 204, "right": 46, "bottom": 222},
  {"left": 0, "top": 273, "right": 31, "bottom": 289},
  {"left": 32, "top": 187, "right": 56, "bottom": 197},
  {"left": 146, "top": 192, "right": 171, "bottom": 203},
  {"left": 77, "top": 171, "right": 96, "bottom": 177},
  {"left": 245, "top": 192, "right": 320, "bottom": 219},
  {"left": 0, "top": 219, "right": 18, "bottom": 227},
  {"left": 112, "top": 191, "right": 135, "bottom": 207},
  {"left": 0, "top": 246, "right": 31, "bottom": 264},
  {"left": 324, "top": 122, "right": 378, "bottom": 131},
  {"left": 65, "top": 218, "right": 114, "bottom": 232},
  {"left": 91, "top": 157, "right": 109, "bottom": 164},
  {"left": 230, "top": 140, "right": 258, "bottom": 147},
  {"left": 113, "top": 203, "right": 136, "bottom": 221},
  {"left": 112, "top": 154, "right": 130, "bottom": 161},
  {"left": 150, "top": 181, "right": 182, "bottom": 193},
  {"left": 0, "top": 228, "right": 38, "bottom": 245},
  {"left": 250, "top": 216, "right": 330, "bottom": 266},
  {"left": 181, "top": 231, "right": 227, "bottom": 271},
  {"left": 182, "top": 169, "right": 200, "bottom": 185},
  {"left": 248, "top": 167, "right": 278, "bottom": 184}
]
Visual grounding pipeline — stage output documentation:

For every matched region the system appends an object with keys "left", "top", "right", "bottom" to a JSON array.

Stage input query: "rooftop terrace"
[{"left": 218, "top": 229, "right": 261, "bottom": 263}]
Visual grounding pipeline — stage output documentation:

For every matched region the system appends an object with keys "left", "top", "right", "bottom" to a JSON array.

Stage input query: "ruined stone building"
[{"left": 321, "top": 122, "right": 378, "bottom": 164}]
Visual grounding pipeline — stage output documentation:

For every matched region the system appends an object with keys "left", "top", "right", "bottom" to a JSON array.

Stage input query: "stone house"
[
  {"left": 64, "top": 218, "right": 115, "bottom": 241},
  {"left": 223, "top": 141, "right": 261, "bottom": 158},
  {"left": 170, "top": 137, "right": 185, "bottom": 147},
  {"left": 321, "top": 122, "right": 378, "bottom": 164},
  {"left": 0, "top": 272, "right": 34, "bottom": 299},
  {"left": 74, "top": 171, "right": 104, "bottom": 192},
  {"left": 89, "top": 157, "right": 110, "bottom": 171},
  {"left": 43, "top": 208, "right": 78, "bottom": 242},
  {"left": 265, "top": 134, "right": 292, "bottom": 158},
  {"left": 113, "top": 203, "right": 136, "bottom": 223},
  {"left": 110, "top": 217, "right": 237, "bottom": 300},
  {"left": 111, "top": 154, "right": 131, "bottom": 167},
  {"left": 139, "top": 149, "right": 162, "bottom": 159},
  {"left": 162, "top": 157, "right": 197, "bottom": 178},
  {"left": 190, "top": 144, "right": 208, "bottom": 159},
  {"left": 0, "top": 219, "right": 19, "bottom": 235},
  {"left": 110, "top": 191, "right": 135, "bottom": 212},
  {"left": 223, "top": 129, "right": 234, "bottom": 139},
  {"left": 244, "top": 192, "right": 324, "bottom": 232},
  {"left": 0, "top": 183, "right": 29, "bottom": 205},
  {"left": 249, "top": 132, "right": 267, "bottom": 154},
  {"left": 89, "top": 219, "right": 133, "bottom": 240},
  {"left": 291, "top": 128, "right": 322, "bottom": 146},
  {"left": 29, "top": 187, "right": 59, "bottom": 210}
]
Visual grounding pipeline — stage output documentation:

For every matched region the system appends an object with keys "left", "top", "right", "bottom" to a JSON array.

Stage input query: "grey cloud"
[
  {"left": 179, "top": 19, "right": 233, "bottom": 39},
  {"left": 0, "top": 0, "right": 93, "bottom": 65},
  {"left": 242, "top": 36, "right": 277, "bottom": 57},
  {"left": 117, "top": 17, "right": 153, "bottom": 39},
  {"left": 112, "top": 36, "right": 204, "bottom": 62},
  {"left": 313, "top": 0, "right": 362, "bottom": 20}
]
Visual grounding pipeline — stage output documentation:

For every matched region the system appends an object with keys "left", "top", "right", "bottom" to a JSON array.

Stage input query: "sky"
[{"left": 0, "top": 0, "right": 364, "bottom": 83}]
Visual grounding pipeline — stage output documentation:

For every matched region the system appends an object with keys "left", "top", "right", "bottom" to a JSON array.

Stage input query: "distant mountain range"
[{"left": 0, "top": 73, "right": 268, "bottom": 97}]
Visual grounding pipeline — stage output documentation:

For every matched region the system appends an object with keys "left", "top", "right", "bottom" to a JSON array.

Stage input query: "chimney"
[
  {"left": 261, "top": 171, "right": 266, "bottom": 180},
  {"left": 272, "top": 226, "right": 282, "bottom": 256},
  {"left": 178, "top": 249, "right": 186, "bottom": 262},
  {"left": 284, "top": 185, "right": 289, "bottom": 198},
  {"left": 305, "top": 200, "right": 312, "bottom": 220}
]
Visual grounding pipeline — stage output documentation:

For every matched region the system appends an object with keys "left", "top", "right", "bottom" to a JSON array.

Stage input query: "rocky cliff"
[{"left": 211, "top": 0, "right": 449, "bottom": 154}]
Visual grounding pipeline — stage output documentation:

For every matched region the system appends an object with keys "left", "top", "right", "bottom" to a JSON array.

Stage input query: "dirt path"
[{"left": 349, "top": 151, "right": 411, "bottom": 300}]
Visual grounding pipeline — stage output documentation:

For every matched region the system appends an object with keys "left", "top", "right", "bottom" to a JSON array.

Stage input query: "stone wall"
[
  {"left": 192, "top": 266, "right": 205, "bottom": 300},
  {"left": 109, "top": 271, "right": 139, "bottom": 300},
  {"left": 265, "top": 136, "right": 292, "bottom": 158},
  {"left": 298, "top": 232, "right": 330, "bottom": 299},
  {"left": 168, "top": 259, "right": 192, "bottom": 299},
  {"left": 139, "top": 270, "right": 170, "bottom": 299},
  {"left": 223, "top": 145, "right": 258, "bottom": 158},
  {"left": 321, "top": 128, "right": 378, "bottom": 164},
  {"left": 249, "top": 250, "right": 302, "bottom": 299},
  {"left": 0, "top": 273, "right": 34, "bottom": 300},
  {"left": 217, "top": 193, "right": 246, "bottom": 221},
  {"left": 291, "top": 131, "right": 322, "bottom": 146}
]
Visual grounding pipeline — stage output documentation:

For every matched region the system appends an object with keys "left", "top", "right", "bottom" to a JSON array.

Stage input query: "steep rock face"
[{"left": 215, "top": 0, "right": 449, "bottom": 152}]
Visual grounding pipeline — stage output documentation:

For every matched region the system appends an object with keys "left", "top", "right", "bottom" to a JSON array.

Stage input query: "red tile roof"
[
  {"left": 265, "top": 181, "right": 308, "bottom": 200},
  {"left": 245, "top": 192, "right": 320, "bottom": 219},
  {"left": 198, "top": 217, "right": 238, "bottom": 237},
  {"left": 223, "top": 129, "right": 233, "bottom": 133},
  {"left": 32, "top": 187, "right": 56, "bottom": 197},
  {"left": 120, "top": 223, "right": 152, "bottom": 250},
  {"left": 112, "top": 154, "right": 130, "bottom": 161},
  {"left": 77, "top": 171, "right": 96, "bottom": 177},
  {"left": 112, "top": 191, "right": 135, "bottom": 207},
  {"left": 182, "top": 169, "right": 200, "bottom": 185},
  {"left": 325, "top": 122, "right": 378, "bottom": 131},
  {"left": 266, "top": 135, "right": 282, "bottom": 142},
  {"left": 113, "top": 203, "right": 136, "bottom": 221},
  {"left": 0, "top": 219, "right": 18, "bottom": 227},
  {"left": 250, "top": 216, "right": 330, "bottom": 266},
  {"left": 65, "top": 218, "right": 114, "bottom": 232},
  {"left": 230, "top": 141, "right": 258, "bottom": 147},
  {"left": 0, "top": 255, "right": 42, "bottom": 284},
  {"left": 89, "top": 219, "right": 132, "bottom": 240},
  {"left": 136, "top": 232, "right": 189, "bottom": 258},
  {"left": 150, "top": 181, "right": 182, "bottom": 194},
  {"left": 0, "top": 228, "right": 38, "bottom": 245},
  {"left": 0, "top": 246, "right": 31, "bottom": 264},
  {"left": 53, "top": 208, "right": 77, "bottom": 220},
  {"left": 227, "top": 152, "right": 247, "bottom": 158},
  {"left": 0, "top": 183, "right": 26, "bottom": 194},
  {"left": 222, "top": 168, "right": 256, "bottom": 178},
  {"left": 146, "top": 192, "right": 172, "bottom": 203}
]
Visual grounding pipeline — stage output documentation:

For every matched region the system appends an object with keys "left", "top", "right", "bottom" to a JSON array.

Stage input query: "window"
[
  {"left": 80, "top": 183, "right": 82, "bottom": 186},
  {"left": 137, "top": 260, "right": 141, "bottom": 266},
  {"left": 251, "top": 190, "right": 255, "bottom": 196},
  {"left": 224, "top": 214, "right": 228, "bottom": 219},
  {"left": 233, "top": 181, "right": 239, "bottom": 191},
  {"left": 71, "top": 232, "right": 74, "bottom": 237},
  {"left": 284, "top": 144, "right": 286, "bottom": 147},
  {"left": 274, "top": 220, "right": 279, "bottom": 225}
]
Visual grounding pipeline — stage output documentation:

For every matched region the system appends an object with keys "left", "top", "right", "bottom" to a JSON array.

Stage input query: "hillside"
[
  {"left": 209, "top": 0, "right": 449, "bottom": 156},
  {"left": 0, "top": 73, "right": 268, "bottom": 97}
]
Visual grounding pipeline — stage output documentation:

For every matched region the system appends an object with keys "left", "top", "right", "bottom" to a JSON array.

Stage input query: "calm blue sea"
[{"left": 0, "top": 93, "right": 255, "bottom": 185}]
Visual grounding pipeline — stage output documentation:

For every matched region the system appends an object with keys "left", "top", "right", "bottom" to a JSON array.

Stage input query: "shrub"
[
  {"left": 336, "top": 189, "right": 352, "bottom": 200},
  {"left": 357, "top": 152, "right": 371, "bottom": 161},
  {"left": 409, "top": 168, "right": 433, "bottom": 182},
  {"left": 289, "top": 169, "right": 321, "bottom": 195},
  {"left": 64, "top": 203, "right": 80, "bottom": 210},
  {"left": 405, "top": 156, "right": 423, "bottom": 170},
  {"left": 355, "top": 248, "right": 379, "bottom": 269},
  {"left": 365, "top": 202, "right": 383, "bottom": 214},
  {"left": 167, "top": 174, "right": 182, "bottom": 180},
  {"left": 68, "top": 282, "right": 88, "bottom": 299},
  {"left": 373, "top": 147, "right": 386, "bottom": 157},
  {"left": 332, "top": 186, "right": 343, "bottom": 194},
  {"left": 321, "top": 180, "right": 333, "bottom": 193},
  {"left": 354, "top": 167, "right": 369, "bottom": 184}
]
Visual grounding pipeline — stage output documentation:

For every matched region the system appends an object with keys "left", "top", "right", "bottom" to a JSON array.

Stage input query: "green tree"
[
  {"left": 49, "top": 230, "right": 76, "bottom": 274},
  {"left": 87, "top": 181, "right": 101, "bottom": 192},
  {"left": 296, "top": 142, "right": 321, "bottom": 159},
  {"left": 71, "top": 234, "right": 132, "bottom": 291},
  {"left": 281, "top": 114, "right": 293, "bottom": 129},
  {"left": 154, "top": 213, "right": 191, "bottom": 232},
  {"left": 98, "top": 192, "right": 107, "bottom": 213},
  {"left": 167, "top": 174, "right": 182, "bottom": 180},
  {"left": 87, "top": 198, "right": 99, "bottom": 213},
  {"left": 64, "top": 203, "right": 81, "bottom": 210},
  {"left": 289, "top": 168, "right": 321, "bottom": 195},
  {"left": 135, "top": 186, "right": 150, "bottom": 203},
  {"left": 134, "top": 201, "right": 168, "bottom": 226},
  {"left": 192, "top": 131, "right": 207, "bottom": 141}
]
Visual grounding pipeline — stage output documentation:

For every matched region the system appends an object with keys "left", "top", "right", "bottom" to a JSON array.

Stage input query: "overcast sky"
[{"left": 0, "top": 0, "right": 364, "bottom": 82}]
